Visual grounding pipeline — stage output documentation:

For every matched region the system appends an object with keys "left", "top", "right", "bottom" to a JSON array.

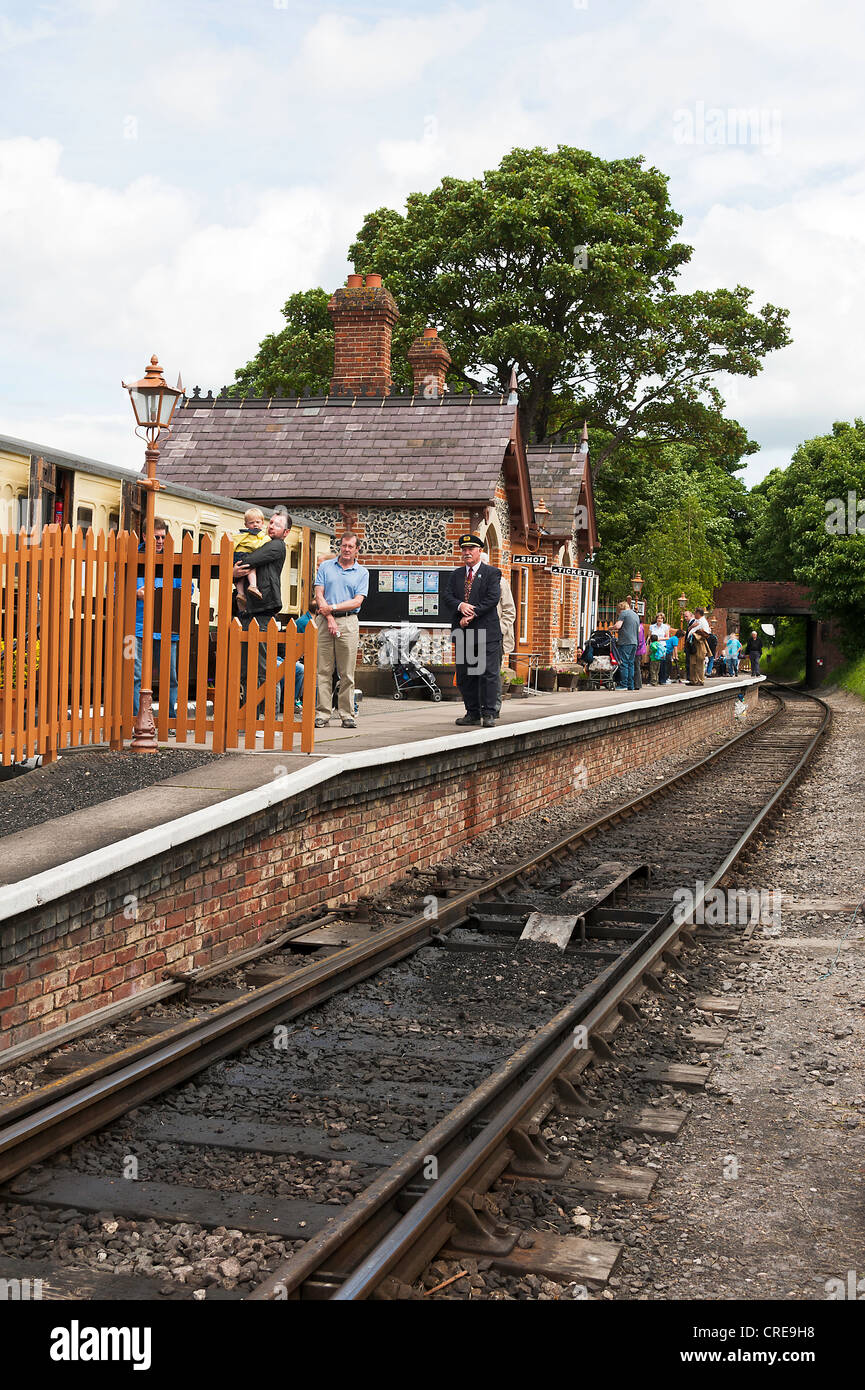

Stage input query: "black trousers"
[
  {"left": 456, "top": 636, "right": 502, "bottom": 716},
  {"left": 240, "top": 609, "right": 281, "bottom": 715}
]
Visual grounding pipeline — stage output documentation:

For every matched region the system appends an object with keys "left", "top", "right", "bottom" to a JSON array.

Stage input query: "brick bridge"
[{"left": 712, "top": 582, "right": 843, "bottom": 685}]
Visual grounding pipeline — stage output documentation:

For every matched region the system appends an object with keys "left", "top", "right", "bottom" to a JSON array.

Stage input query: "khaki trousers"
[
  {"left": 315, "top": 614, "right": 359, "bottom": 720},
  {"left": 688, "top": 636, "right": 709, "bottom": 684}
]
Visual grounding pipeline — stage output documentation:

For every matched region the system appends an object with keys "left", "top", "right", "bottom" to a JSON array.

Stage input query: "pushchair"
[
  {"left": 378, "top": 624, "right": 442, "bottom": 701},
  {"left": 579, "top": 628, "right": 620, "bottom": 691}
]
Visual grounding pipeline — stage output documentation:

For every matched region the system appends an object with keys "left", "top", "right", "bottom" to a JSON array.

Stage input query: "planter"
[
  {"left": 536, "top": 669, "right": 557, "bottom": 692},
  {"left": 508, "top": 684, "right": 529, "bottom": 699},
  {"left": 556, "top": 673, "right": 580, "bottom": 691}
]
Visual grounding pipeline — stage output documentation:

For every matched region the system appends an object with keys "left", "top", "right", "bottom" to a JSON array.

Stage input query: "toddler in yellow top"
[{"left": 233, "top": 507, "right": 267, "bottom": 607}]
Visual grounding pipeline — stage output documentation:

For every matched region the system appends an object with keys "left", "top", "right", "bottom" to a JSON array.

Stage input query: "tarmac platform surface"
[{"left": 0, "top": 677, "right": 759, "bottom": 899}]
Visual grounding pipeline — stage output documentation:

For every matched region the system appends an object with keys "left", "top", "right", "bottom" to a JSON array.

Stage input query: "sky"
[{"left": 1, "top": 0, "right": 863, "bottom": 485}]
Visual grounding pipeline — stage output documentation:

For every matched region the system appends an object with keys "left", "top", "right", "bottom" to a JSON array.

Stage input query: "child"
[
  {"left": 233, "top": 508, "right": 267, "bottom": 609},
  {"left": 725, "top": 631, "right": 743, "bottom": 677},
  {"left": 666, "top": 631, "right": 680, "bottom": 681},
  {"left": 648, "top": 630, "right": 666, "bottom": 685}
]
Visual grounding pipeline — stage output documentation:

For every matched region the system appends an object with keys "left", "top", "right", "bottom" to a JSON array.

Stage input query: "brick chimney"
[
  {"left": 328, "top": 272, "right": 400, "bottom": 396},
  {"left": 408, "top": 325, "right": 451, "bottom": 398}
]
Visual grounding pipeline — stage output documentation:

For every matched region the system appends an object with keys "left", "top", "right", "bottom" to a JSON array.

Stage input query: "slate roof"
[
  {"left": 158, "top": 394, "right": 519, "bottom": 506},
  {"left": 526, "top": 443, "right": 589, "bottom": 535}
]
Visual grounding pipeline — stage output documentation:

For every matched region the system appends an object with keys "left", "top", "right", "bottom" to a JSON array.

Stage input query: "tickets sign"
[{"left": 550, "top": 565, "right": 580, "bottom": 577}]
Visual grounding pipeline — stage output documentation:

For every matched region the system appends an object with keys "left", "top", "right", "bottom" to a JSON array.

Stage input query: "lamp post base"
[{"left": 131, "top": 689, "right": 159, "bottom": 752}]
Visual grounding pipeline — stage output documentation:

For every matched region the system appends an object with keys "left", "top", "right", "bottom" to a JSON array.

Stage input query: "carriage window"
[
  {"left": 182, "top": 527, "right": 195, "bottom": 545},
  {"left": 76, "top": 506, "right": 93, "bottom": 535},
  {"left": 288, "top": 545, "right": 301, "bottom": 609},
  {"left": 16, "top": 494, "right": 36, "bottom": 531},
  {"left": 108, "top": 512, "right": 120, "bottom": 533}
]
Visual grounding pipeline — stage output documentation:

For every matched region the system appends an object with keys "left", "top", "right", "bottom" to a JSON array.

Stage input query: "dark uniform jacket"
[
  {"left": 237, "top": 537, "right": 286, "bottom": 616},
  {"left": 441, "top": 563, "right": 503, "bottom": 637}
]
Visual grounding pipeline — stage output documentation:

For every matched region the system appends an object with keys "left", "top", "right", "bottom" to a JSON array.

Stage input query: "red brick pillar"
[
  {"left": 408, "top": 326, "right": 452, "bottom": 398},
  {"left": 328, "top": 273, "right": 400, "bottom": 396}
]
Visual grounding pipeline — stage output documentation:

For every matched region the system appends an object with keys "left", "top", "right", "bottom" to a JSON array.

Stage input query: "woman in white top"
[{"left": 649, "top": 612, "right": 672, "bottom": 684}]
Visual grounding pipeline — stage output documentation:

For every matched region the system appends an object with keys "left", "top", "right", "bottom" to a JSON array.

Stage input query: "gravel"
[
  {"left": 419, "top": 690, "right": 865, "bottom": 1300},
  {"left": 0, "top": 747, "right": 223, "bottom": 840}
]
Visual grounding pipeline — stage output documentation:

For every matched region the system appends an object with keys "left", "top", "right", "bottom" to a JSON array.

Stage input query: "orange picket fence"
[{"left": 0, "top": 526, "right": 317, "bottom": 766}]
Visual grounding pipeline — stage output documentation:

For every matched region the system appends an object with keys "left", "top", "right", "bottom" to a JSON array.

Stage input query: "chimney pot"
[
  {"left": 364, "top": 273, "right": 382, "bottom": 288},
  {"left": 346, "top": 273, "right": 363, "bottom": 288},
  {"left": 423, "top": 326, "right": 438, "bottom": 339}
]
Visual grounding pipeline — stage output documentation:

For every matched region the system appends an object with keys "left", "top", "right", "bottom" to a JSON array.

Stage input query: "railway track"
[{"left": 0, "top": 687, "right": 830, "bottom": 1300}]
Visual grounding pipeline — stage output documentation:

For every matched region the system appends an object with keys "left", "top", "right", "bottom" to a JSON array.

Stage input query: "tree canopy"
[
  {"left": 591, "top": 437, "right": 751, "bottom": 611},
  {"left": 744, "top": 420, "right": 865, "bottom": 654},
  {"left": 234, "top": 145, "right": 790, "bottom": 473}
]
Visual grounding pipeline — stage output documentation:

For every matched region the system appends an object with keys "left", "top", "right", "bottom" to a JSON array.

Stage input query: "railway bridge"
[{"left": 712, "top": 580, "right": 843, "bottom": 685}]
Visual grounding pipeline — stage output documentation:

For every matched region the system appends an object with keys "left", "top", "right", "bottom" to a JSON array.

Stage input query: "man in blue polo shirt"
[{"left": 314, "top": 533, "right": 369, "bottom": 728}]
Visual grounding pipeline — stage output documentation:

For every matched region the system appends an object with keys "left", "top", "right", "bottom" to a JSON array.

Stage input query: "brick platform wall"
[{"left": 0, "top": 685, "right": 760, "bottom": 1049}]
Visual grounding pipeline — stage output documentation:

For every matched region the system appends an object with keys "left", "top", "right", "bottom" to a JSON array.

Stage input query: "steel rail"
[
  {"left": 0, "top": 689, "right": 787, "bottom": 1188},
  {"left": 247, "top": 689, "right": 830, "bottom": 1300}
]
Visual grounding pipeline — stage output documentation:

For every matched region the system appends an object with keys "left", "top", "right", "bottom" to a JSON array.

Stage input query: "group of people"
[
  {"left": 131, "top": 508, "right": 371, "bottom": 729},
  {"left": 607, "top": 599, "right": 764, "bottom": 691},
  {"left": 132, "top": 513, "right": 767, "bottom": 734}
]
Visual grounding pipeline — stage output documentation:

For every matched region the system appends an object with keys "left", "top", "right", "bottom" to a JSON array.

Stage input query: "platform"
[
  {"left": 0, "top": 677, "right": 760, "bottom": 899},
  {"left": 1, "top": 676, "right": 763, "bottom": 1049}
]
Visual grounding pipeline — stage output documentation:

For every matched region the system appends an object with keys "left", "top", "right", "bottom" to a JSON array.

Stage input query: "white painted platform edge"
[{"left": 0, "top": 677, "right": 763, "bottom": 922}]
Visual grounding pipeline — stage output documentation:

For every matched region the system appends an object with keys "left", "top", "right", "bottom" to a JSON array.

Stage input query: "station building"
[{"left": 158, "top": 274, "right": 600, "bottom": 668}]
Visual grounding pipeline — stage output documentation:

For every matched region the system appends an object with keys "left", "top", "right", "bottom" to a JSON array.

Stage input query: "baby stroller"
[
  {"left": 378, "top": 624, "right": 442, "bottom": 701},
  {"left": 579, "top": 628, "right": 620, "bottom": 691}
]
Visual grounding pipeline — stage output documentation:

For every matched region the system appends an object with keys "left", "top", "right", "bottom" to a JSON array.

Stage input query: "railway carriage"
[{"left": 0, "top": 432, "right": 333, "bottom": 618}]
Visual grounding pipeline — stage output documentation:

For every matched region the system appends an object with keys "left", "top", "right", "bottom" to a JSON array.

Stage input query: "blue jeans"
[
  {"left": 294, "top": 661, "right": 304, "bottom": 704},
  {"left": 728, "top": 658, "right": 739, "bottom": 677},
  {"left": 133, "top": 637, "right": 178, "bottom": 718},
  {"left": 617, "top": 644, "right": 637, "bottom": 691}
]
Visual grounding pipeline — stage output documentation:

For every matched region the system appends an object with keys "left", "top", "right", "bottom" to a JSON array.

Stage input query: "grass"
[
  {"left": 763, "top": 633, "right": 806, "bottom": 684},
  {"left": 828, "top": 649, "right": 865, "bottom": 700}
]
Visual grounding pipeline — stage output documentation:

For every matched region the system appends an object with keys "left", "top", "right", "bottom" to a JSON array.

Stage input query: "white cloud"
[
  {"left": 296, "top": 6, "right": 489, "bottom": 96},
  {"left": 0, "top": 136, "right": 355, "bottom": 392},
  {"left": 0, "top": 14, "right": 56, "bottom": 52}
]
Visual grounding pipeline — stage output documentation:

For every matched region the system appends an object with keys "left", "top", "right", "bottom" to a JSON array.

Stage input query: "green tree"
[
  {"left": 591, "top": 437, "right": 749, "bottom": 608},
  {"left": 234, "top": 146, "right": 790, "bottom": 472},
  {"left": 351, "top": 146, "right": 789, "bottom": 462},
  {"left": 745, "top": 420, "right": 865, "bottom": 654},
  {"left": 232, "top": 288, "right": 335, "bottom": 398}
]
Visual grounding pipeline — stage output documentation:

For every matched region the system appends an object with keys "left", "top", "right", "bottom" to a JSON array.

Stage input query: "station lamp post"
[
  {"left": 122, "top": 355, "right": 183, "bottom": 752},
  {"left": 631, "top": 570, "right": 644, "bottom": 610}
]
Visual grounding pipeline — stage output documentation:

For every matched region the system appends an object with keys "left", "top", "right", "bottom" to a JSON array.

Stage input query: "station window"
[{"left": 518, "top": 569, "right": 529, "bottom": 644}]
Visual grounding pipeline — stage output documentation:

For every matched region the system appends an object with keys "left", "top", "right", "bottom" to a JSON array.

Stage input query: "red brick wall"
[
  {"left": 714, "top": 581, "right": 813, "bottom": 613},
  {"left": 0, "top": 686, "right": 759, "bottom": 1049}
]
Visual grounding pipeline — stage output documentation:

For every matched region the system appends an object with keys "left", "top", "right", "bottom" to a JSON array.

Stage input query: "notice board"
[{"left": 360, "top": 567, "right": 454, "bottom": 627}]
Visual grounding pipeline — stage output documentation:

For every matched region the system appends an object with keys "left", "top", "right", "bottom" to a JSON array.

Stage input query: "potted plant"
[
  {"left": 555, "top": 663, "right": 581, "bottom": 691},
  {"left": 536, "top": 666, "right": 557, "bottom": 692},
  {"left": 507, "top": 675, "right": 529, "bottom": 699}
]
